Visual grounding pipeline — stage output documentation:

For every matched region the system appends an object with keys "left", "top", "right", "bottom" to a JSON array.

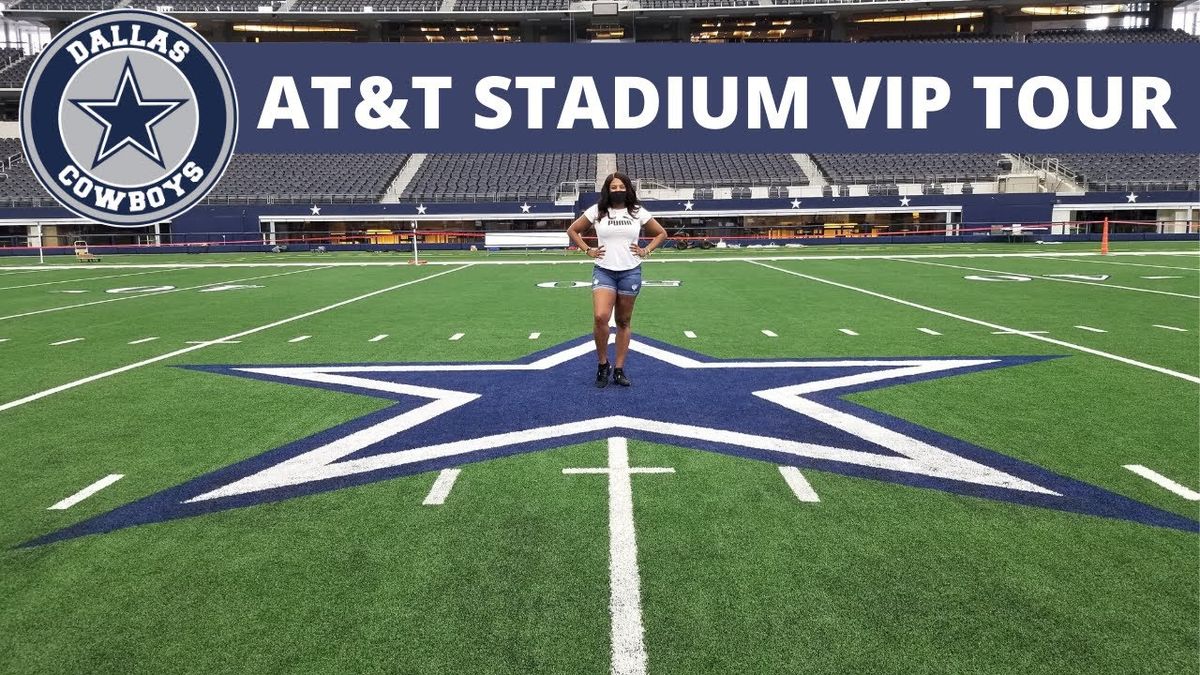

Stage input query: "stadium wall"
[{"left": 0, "top": 191, "right": 1195, "bottom": 251}]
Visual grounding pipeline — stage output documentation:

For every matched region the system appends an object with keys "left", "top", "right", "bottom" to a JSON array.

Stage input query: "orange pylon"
[{"left": 1100, "top": 217, "right": 1109, "bottom": 255}]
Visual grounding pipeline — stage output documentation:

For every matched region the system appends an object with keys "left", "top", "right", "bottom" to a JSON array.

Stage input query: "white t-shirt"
[{"left": 583, "top": 203, "right": 654, "bottom": 271}]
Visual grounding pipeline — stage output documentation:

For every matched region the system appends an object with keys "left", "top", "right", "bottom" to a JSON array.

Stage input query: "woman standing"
[{"left": 567, "top": 172, "right": 668, "bottom": 388}]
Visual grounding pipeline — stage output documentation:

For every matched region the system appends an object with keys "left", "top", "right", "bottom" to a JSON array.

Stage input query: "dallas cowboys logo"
[
  {"left": 70, "top": 58, "right": 187, "bottom": 169},
  {"left": 20, "top": 9, "right": 237, "bottom": 227},
  {"left": 24, "top": 337, "right": 1197, "bottom": 547}
]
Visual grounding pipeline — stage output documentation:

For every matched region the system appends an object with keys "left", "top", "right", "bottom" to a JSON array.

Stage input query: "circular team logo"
[{"left": 20, "top": 10, "right": 237, "bottom": 227}]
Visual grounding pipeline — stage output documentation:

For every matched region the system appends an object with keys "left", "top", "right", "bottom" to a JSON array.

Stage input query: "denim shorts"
[{"left": 592, "top": 265, "right": 643, "bottom": 297}]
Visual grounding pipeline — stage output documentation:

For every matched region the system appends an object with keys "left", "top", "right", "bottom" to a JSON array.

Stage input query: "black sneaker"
[
  {"left": 596, "top": 362, "right": 611, "bottom": 388},
  {"left": 613, "top": 368, "right": 631, "bottom": 387}
]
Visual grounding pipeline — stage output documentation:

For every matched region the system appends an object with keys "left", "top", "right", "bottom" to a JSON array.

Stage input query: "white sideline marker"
[
  {"left": 749, "top": 261, "right": 1200, "bottom": 385},
  {"left": 761, "top": 329, "right": 778, "bottom": 338},
  {"left": 288, "top": 335, "right": 312, "bottom": 343},
  {"left": 0, "top": 265, "right": 472, "bottom": 415},
  {"left": 839, "top": 328, "right": 859, "bottom": 336},
  {"left": 563, "top": 438, "right": 674, "bottom": 675},
  {"left": 917, "top": 328, "right": 942, "bottom": 336},
  {"left": 422, "top": 468, "right": 462, "bottom": 506},
  {"left": 128, "top": 337, "right": 159, "bottom": 345},
  {"left": 683, "top": 331, "right": 697, "bottom": 339},
  {"left": 48, "top": 474, "right": 124, "bottom": 510},
  {"left": 779, "top": 466, "right": 821, "bottom": 502},
  {"left": 1074, "top": 325, "right": 1107, "bottom": 333},
  {"left": 449, "top": 332, "right": 465, "bottom": 341},
  {"left": 50, "top": 338, "right": 84, "bottom": 346},
  {"left": 1153, "top": 325, "right": 1189, "bottom": 333},
  {"left": 369, "top": 334, "right": 389, "bottom": 342},
  {"left": 1123, "top": 465, "right": 1200, "bottom": 501},
  {"left": 529, "top": 332, "right": 541, "bottom": 340}
]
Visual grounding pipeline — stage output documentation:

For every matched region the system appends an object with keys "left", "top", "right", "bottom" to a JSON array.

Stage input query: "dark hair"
[{"left": 597, "top": 171, "right": 640, "bottom": 221}]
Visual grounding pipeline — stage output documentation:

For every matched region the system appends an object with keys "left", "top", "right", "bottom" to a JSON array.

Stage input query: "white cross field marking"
[
  {"left": 288, "top": 335, "right": 312, "bottom": 343},
  {"left": 1074, "top": 325, "right": 1107, "bottom": 333},
  {"left": 50, "top": 338, "right": 85, "bottom": 346},
  {"left": 449, "top": 333, "right": 465, "bottom": 341},
  {"left": 917, "top": 328, "right": 942, "bottom": 335},
  {"left": 683, "top": 331, "right": 697, "bottom": 339},
  {"left": 369, "top": 334, "right": 389, "bottom": 342},
  {"left": 1153, "top": 325, "right": 1189, "bottom": 333},
  {"left": 422, "top": 468, "right": 462, "bottom": 506},
  {"left": 839, "top": 329, "right": 859, "bottom": 336},
  {"left": 529, "top": 332, "right": 541, "bottom": 340},
  {"left": 128, "top": 337, "right": 159, "bottom": 345},
  {"left": 563, "top": 437, "right": 674, "bottom": 675},
  {"left": 49, "top": 474, "right": 124, "bottom": 510},
  {"left": 779, "top": 466, "right": 820, "bottom": 502},
  {"left": 761, "top": 329, "right": 778, "bottom": 338},
  {"left": 1123, "top": 465, "right": 1200, "bottom": 501}
]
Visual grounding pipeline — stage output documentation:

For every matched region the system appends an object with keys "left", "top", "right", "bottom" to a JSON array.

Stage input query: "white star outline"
[
  {"left": 71, "top": 58, "right": 187, "bottom": 168},
  {"left": 187, "top": 339, "right": 1057, "bottom": 504}
]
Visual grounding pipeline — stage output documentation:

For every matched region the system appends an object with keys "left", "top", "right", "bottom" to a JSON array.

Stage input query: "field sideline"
[{"left": 1, "top": 243, "right": 1197, "bottom": 673}]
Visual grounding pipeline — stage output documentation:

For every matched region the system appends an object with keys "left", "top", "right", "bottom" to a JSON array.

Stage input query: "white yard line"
[
  {"left": 0, "top": 267, "right": 182, "bottom": 292},
  {"left": 369, "top": 334, "right": 389, "bottom": 342},
  {"left": 422, "top": 468, "right": 462, "bottom": 506},
  {"left": 1074, "top": 325, "right": 1107, "bottom": 333},
  {"left": 778, "top": 466, "right": 821, "bottom": 502},
  {"left": 761, "top": 329, "right": 778, "bottom": 338},
  {"left": 1153, "top": 325, "right": 1190, "bottom": 333},
  {"left": 50, "top": 338, "right": 84, "bottom": 346},
  {"left": 48, "top": 474, "right": 124, "bottom": 510},
  {"left": 0, "top": 267, "right": 332, "bottom": 323},
  {"left": 563, "top": 438, "right": 674, "bottom": 675},
  {"left": 288, "top": 335, "right": 312, "bottom": 343},
  {"left": 992, "top": 330, "right": 1048, "bottom": 335},
  {"left": 1123, "top": 465, "right": 1200, "bottom": 501},
  {"left": 749, "top": 261, "right": 1200, "bottom": 385},
  {"left": 917, "top": 328, "right": 942, "bottom": 335},
  {"left": 894, "top": 258, "right": 1200, "bottom": 299},
  {"left": 1046, "top": 257, "right": 1200, "bottom": 272},
  {"left": 0, "top": 265, "right": 472, "bottom": 414},
  {"left": 127, "top": 337, "right": 160, "bottom": 345},
  {"left": 839, "top": 329, "right": 859, "bottom": 336}
]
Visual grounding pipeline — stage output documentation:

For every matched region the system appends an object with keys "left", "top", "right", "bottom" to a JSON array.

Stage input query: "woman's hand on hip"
[
  {"left": 587, "top": 246, "right": 606, "bottom": 259},
  {"left": 630, "top": 244, "right": 649, "bottom": 258}
]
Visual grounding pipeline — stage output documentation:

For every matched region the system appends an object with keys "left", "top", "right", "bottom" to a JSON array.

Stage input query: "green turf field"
[{"left": 1, "top": 244, "right": 1197, "bottom": 673}]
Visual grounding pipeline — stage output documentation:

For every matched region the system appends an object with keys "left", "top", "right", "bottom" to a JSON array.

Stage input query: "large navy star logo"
[
  {"left": 70, "top": 58, "right": 187, "bottom": 169},
  {"left": 25, "top": 337, "right": 1197, "bottom": 546}
]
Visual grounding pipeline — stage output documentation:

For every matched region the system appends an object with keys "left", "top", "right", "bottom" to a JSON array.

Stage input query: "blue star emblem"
[
  {"left": 70, "top": 58, "right": 187, "bottom": 169},
  {"left": 24, "top": 337, "right": 1197, "bottom": 546}
]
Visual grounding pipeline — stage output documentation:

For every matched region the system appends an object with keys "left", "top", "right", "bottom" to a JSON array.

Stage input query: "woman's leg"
[
  {"left": 614, "top": 293, "right": 636, "bottom": 368},
  {"left": 592, "top": 288, "right": 616, "bottom": 363}
]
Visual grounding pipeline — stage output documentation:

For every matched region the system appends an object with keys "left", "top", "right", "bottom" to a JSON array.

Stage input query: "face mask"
[{"left": 610, "top": 192, "right": 627, "bottom": 208}]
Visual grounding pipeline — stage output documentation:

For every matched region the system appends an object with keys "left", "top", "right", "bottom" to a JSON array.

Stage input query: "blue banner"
[{"left": 221, "top": 43, "right": 1200, "bottom": 154}]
